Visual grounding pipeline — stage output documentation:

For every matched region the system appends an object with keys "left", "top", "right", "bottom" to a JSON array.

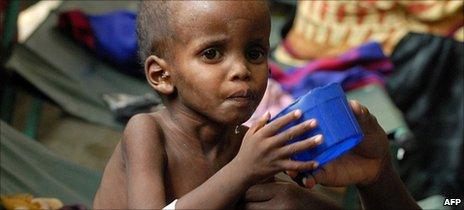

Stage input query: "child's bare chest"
[
  {"left": 163, "top": 139, "right": 239, "bottom": 202},
  {"left": 166, "top": 157, "right": 216, "bottom": 198}
]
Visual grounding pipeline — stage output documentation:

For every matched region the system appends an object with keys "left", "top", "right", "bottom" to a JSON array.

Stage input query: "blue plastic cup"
[{"left": 270, "top": 83, "right": 363, "bottom": 171}]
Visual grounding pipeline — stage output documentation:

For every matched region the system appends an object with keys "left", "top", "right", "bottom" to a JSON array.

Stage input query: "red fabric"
[
  {"left": 447, "top": 21, "right": 464, "bottom": 37},
  {"left": 58, "top": 10, "right": 95, "bottom": 49}
]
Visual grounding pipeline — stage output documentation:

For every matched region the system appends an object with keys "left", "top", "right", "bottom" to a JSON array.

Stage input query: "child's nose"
[{"left": 229, "top": 60, "right": 251, "bottom": 81}]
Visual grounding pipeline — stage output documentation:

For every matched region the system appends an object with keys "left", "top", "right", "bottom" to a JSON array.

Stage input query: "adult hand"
[
  {"left": 288, "top": 100, "right": 390, "bottom": 188},
  {"left": 243, "top": 181, "right": 341, "bottom": 210}
]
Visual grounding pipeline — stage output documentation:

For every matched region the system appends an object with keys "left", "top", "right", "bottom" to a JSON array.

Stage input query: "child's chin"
[{"left": 221, "top": 113, "right": 253, "bottom": 126}]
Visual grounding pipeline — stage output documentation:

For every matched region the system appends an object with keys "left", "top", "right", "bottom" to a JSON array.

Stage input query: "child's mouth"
[
  {"left": 228, "top": 96, "right": 251, "bottom": 101},
  {"left": 227, "top": 90, "right": 254, "bottom": 106},
  {"left": 227, "top": 96, "right": 252, "bottom": 107}
]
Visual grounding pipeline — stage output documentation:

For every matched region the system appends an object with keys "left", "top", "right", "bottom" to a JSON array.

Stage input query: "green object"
[
  {"left": 5, "top": 1, "right": 155, "bottom": 129},
  {"left": 1, "top": 0, "right": 19, "bottom": 61},
  {"left": 0, "top": 85, "right": 16, "bottom": 123},
  {"left": 23, "top": 97, "right": 43, "bottom": 139},
  {"left": 0, "top": 121, "right": 101, "bottom": 207},
  {"left": 343, "top": 185, "right": 359, "bottom": 210},
  {"left": 7, "top": 45, "right": 125, "bottom": 129}
]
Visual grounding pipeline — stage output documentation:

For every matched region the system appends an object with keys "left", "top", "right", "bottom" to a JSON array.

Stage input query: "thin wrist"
[{"left": 226, "top": 158, "right": 255, "bottom": 189}]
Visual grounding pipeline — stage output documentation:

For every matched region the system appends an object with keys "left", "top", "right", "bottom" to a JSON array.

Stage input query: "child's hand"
[
  {"left": 288, "top": 100, "right": 390, "bottom": 188},
  {"left": 232, "top": 110, "right": 322, "bottom": 185}
]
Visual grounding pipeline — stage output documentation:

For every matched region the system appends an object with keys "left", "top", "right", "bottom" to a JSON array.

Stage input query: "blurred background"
[{"left": 1, "top": 1, "right": 462, "bottom": 209}]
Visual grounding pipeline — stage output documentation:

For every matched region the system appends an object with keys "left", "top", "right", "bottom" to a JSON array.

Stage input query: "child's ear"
[{"left": 144, "top": 55, "right": 174, "bottom": 95}]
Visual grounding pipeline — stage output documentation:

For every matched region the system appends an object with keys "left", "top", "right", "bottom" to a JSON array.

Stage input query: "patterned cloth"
[
  {"left": 275, "top": 0, "right": 463, "bottom": 65},
  {"left": 270, "top": 42, "right": 393, "bottom": 98}
]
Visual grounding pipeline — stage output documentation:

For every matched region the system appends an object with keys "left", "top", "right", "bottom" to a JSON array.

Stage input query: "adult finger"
[
  {"left": 349, "top": 100, "right": 363, "bottom": 117},
  {"left": 349, "top": 100, "right": 381, "bottom": 134},
  {"left": 349, "top": 100, "right": 372, "bottom": 122},
  {"left": 285, "top": 170, "right": 298, "bottom": 178},
  {"left": 302, "top": 174, "right": 317, "bottom": 189}
]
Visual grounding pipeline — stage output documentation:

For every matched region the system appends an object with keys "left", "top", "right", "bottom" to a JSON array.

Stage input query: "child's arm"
[
  {"left": 122, "top": 114, "right": 167, "bottom": 209},
  {"left": 175, "top": 110, "right": 321, "bottom": 209},
  {"left": 123, "top": 110, "right": 320, "bottom": 209}
]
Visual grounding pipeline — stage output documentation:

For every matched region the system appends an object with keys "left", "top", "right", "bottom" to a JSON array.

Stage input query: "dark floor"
[{"left": 9, "top": 88, "right": 121, "bottom": 172}]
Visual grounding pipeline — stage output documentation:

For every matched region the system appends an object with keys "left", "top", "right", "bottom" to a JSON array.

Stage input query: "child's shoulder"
[
  {"left": 121, "top": 112, "right": 167, "bottom": 159},
  {"left": 124, "top": 112, "right": 164, "bottom": 139}
]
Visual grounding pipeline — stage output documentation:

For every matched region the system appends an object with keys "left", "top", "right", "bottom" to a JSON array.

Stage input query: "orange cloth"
[
  {"left": 281, "top": 0, "right": 463, "bottom": 61},
  {"left": 1, "top": 194, "right": 63, "bottom": 210}
]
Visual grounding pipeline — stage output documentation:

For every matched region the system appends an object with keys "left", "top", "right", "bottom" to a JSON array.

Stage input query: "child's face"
[{"left": 167, "top": 1, "right": 270, "bottom": 125}]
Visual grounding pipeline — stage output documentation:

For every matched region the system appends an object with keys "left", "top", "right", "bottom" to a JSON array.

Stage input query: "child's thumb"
[{"left": 250, "top": 111, "right": 270, "bottom": 133}]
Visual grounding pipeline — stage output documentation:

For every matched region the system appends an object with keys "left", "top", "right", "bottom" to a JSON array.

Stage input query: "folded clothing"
[
  {"left": 270, "top": 42, "right": 393, "bottom": 98},
  {"left": 58, "top": 9, "right": 141, "bottom": 76},
  {"left": 279, "top": 1, "right": 463, "bottom": 61},
  {"left": 102, "top": 93, "right": 162, "bottom": 123}
]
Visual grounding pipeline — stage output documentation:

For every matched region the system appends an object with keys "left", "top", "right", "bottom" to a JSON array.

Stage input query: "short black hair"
[
  {"left": 136, "top": 1, "right": 174, "bottom": 65},
  {"left": 137, "top": 1, "right": 271, "bottom": 66}
]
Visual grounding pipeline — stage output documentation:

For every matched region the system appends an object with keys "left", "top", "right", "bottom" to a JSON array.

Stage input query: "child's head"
[{"left": 137, "top": 1, "right": 271, "bottom": 125}]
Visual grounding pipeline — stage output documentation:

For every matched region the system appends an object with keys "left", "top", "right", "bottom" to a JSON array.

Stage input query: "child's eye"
[
  {"left": 201, "top": 48, "right": 222, "bottom": 61},
  {"left": 246, "top": 49, "right": 264, "bottom": 62}
]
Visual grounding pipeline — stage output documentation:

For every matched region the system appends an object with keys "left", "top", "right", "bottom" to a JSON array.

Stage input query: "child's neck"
[{"left": 165, "top": 103, "right": 237, "bottom": 157}]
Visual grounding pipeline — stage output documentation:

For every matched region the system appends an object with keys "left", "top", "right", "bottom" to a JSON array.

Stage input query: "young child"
[{"left": 93, "top": 1, "right": 322, "bottom": 209}]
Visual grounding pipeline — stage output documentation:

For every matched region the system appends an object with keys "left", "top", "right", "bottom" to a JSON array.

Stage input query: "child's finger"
[
  {"left": 279, "top": 160, "right": 319, "bottom": 172},
  {"left": 271, "top": 119, "right": 318, "bottom": 147},
  {"left": 259, "top": 109, "right": 302, "bottom": 137},
  {"left": 249, "top": 112, "right": 271, "bottom": 134},
  {"left": 277, "top": 135, "right": 323, "bottom": 158}
]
